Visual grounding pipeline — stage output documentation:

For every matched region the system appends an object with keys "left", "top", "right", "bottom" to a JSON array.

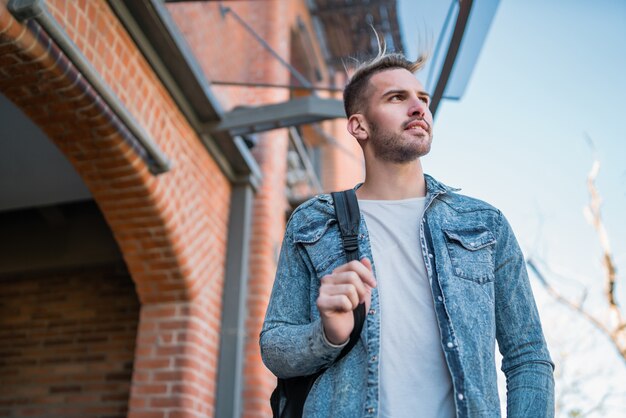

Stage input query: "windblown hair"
[{"left": 343, "top": 48, "right": 428, "bottom": 117}]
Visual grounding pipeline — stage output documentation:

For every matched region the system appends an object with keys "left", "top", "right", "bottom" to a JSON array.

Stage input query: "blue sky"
[
  {"left": 400, "top": 0, "right": 626, "bottom": 414},
  {"left": 430, "top": 0, "right": 626, "bottom": 273}
]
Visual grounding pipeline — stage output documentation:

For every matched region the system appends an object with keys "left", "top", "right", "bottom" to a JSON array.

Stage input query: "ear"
[{"left": 347, "top": 114, "right": 369, "bottom": 142}]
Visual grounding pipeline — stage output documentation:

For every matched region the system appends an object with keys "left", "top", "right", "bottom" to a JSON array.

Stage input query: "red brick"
[
  {"left": 0, "top": 266, "right": 139, "bottom": 417},
  {"left": 128, "top": 412, "right": 165, "bottom": 418},
  {"left": 131, "top": 384, "right": 168, "bottom": 396}
]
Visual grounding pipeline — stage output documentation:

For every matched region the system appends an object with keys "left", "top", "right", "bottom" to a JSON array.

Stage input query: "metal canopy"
[
  {"left": 213, "top": 96, "right": 345, "bottom": 136},
  {"left": 430, "top": 0, "right": 474, "bottom": 115}
]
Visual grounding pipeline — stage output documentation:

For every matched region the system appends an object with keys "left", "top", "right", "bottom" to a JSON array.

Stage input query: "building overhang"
[
  {"left": 430, "top": 0, "right": 474, "bottom": 115},
  {"left": 213, "top": 96, "right": 345, "bottom": 137},
  {"left": 108, "top": 0, "right": 262, "bottom": 188}
]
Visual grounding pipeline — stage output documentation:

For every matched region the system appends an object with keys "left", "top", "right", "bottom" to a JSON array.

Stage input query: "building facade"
[{"left": 0, "top": 0, "right": 497, "bottom": 416}]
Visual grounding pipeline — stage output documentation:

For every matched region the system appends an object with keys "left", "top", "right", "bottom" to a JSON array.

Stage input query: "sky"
[{"left": 400, "top": 0, "right": 626, "bottom": 415}]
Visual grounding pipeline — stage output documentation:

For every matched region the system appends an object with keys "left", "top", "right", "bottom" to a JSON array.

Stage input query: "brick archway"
[{"left": 0, "top": 2, "right": 231, "bottom": 416}]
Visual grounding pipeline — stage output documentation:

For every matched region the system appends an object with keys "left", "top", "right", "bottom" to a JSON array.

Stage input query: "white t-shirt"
[{"left": 359, "top": 197, "right": 454, "bottom": 418}]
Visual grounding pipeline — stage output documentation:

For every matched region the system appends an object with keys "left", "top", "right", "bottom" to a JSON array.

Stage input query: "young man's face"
[{"left": 355, "top": 68, "right": 434, "bottom": 164}]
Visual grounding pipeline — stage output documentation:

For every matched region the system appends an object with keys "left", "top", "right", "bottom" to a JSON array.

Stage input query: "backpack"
[{"left": 270, "top": 189, "right": 366, "bottom": 418}]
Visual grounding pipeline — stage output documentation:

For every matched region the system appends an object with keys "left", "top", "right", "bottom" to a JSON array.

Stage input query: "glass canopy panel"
[
  {"left": 398, "top": 0, "right": 458, "bottom": 93},
  {"left": 443, "top": 0, "right": 500, "bottom": 100},
  {"left": 399, "top": 0, "right": 500, "bottom": 101}
]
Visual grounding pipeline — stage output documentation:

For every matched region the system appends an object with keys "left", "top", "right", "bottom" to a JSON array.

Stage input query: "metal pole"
[
  {"left": 215, "top": 182, "right": 254, "bottom": 418},
  {"left": 211, "top": 80, "right": 342, "bottom": 93}
]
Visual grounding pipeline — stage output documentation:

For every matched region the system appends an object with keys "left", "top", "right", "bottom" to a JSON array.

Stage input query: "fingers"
[
  {"left": 316, "top": 293, "right": 354, "bottom": 313},
  {"left": 360, "top": 257, "right": 373, "bottom": 273},
  {"left": 318, "top": 258, "right": 376, "bottom": 315},
  {"left": 321, "top": 282, "right": 360, "bottom": 308},
  {"left": 332, "top": 259, "right": 377, "bottom": 288},
  {"left": 321, "top": 271, "right": 366, "bottom": 307}
]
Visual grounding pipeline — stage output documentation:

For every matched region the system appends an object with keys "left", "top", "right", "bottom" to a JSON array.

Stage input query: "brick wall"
[
  {"left": 167, "top": 2, "right": 296, "bottom": 416},
  {"left": 0, "top": 263, "right": 139, "bottom": 418},
  {"left": 0, "top": 0, "right": 231, "bottom": 416}
]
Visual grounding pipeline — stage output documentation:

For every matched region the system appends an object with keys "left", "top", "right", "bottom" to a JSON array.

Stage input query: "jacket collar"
[
  {"left": 317, "top": 174, "right": 459, "bottom": 205},
  {"left": 424, "top": 174, "right": 460, "bottom": 196}
]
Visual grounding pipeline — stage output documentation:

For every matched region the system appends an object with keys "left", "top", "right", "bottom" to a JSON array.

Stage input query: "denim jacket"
[{"left": 260, "top": 174, "right": 555, "bottom": 417}]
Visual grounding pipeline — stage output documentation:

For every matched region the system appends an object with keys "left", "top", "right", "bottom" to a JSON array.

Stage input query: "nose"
[{"left": 407, "top": 97, "right": 426, "bottom": 117}]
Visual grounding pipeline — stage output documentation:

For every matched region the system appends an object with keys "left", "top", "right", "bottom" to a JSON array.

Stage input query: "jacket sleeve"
[
  {"left": 493, "top": 212, "right": 555, "bottom": 417},
  {"left": 260, "top": 223, "right": 345, "bottom": 379}
]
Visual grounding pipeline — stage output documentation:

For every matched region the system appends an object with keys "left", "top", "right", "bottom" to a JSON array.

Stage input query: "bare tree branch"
[
  {"left": 527, "top": 259, "right": 616, "bottom": 347},
  {"left": 577, "top": 391, "right": 612, "bottom": 417},
  {"left": 583, "top": 158, "right": 621, "bottom": 319},
  {"left": 527, "top": 141, "right": 626, "bottom": 363}
]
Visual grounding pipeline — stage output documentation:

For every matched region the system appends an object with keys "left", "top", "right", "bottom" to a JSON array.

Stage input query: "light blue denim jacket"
[{"left": 260, "top": 174, "right": 555, "bottom": 417}]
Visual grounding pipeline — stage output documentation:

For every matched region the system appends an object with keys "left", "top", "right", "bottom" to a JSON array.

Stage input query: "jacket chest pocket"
[
  {"left": 294, "top": 220, "right": 345, "bottom": 277},
  {"left": 443, "top": 227, "right": 496, "bottom": 284}
]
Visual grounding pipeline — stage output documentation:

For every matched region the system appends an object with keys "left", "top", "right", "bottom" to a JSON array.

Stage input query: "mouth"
[{"left": 403, "top": 119, "right": 430, "bottom": 133}]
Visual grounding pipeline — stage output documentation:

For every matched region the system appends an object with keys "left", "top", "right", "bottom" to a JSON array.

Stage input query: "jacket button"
[
  {"left": 367, "top": 407, "right": 375, "bottom": 414},
  {"left": 458, "top": 393, "right": 464, "bottom": 401},
  {"left": 369, "top": 309, "right": 376, "bottom": 315}
]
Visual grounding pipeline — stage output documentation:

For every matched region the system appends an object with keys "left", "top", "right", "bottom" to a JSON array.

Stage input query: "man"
[{"left": 260, "top": 52, "right": 554, "bottom": 418}]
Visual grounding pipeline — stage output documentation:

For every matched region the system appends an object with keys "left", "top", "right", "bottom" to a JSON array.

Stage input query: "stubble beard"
[{"left": 369, "top": 122, "right": 433, "bottom": 164}]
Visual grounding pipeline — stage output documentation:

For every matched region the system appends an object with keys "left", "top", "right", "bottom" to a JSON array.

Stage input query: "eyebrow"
[{"left": 382, "top": 89, "right": 431, "bottom": 100}]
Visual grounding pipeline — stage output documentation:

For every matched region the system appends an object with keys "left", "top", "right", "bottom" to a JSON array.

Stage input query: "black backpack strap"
[
  {"left": 271, "top": 189, "right": 367, "bottom": 418},
  {"left": 331, "top": 189, "right": 366, "bottom": 361},
  {"left": 331, "top": 189, "right": 360, "bottom": 260}
]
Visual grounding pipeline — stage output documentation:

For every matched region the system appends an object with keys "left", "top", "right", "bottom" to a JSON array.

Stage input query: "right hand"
[{"left": 316, "top": 258, "right": 377, "bottom": 345}]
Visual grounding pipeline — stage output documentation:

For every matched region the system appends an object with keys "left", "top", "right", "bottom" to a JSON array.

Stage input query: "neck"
[{"left": 356, "top": 158, "right": 426, "bottom": 200}]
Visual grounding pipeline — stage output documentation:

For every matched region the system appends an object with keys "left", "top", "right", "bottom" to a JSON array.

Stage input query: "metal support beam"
[
  {"left": 430, "top": 0, "right": 473, "bottom": 116},
  {"left": 215, "top": 182, "right": 254, "bottom": 418},
  {"left": 213, "top": 96, "right": 345, "bottom": 137},
  {"left": 210, "top": 80, "right": 342, "bottom": 93}
]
